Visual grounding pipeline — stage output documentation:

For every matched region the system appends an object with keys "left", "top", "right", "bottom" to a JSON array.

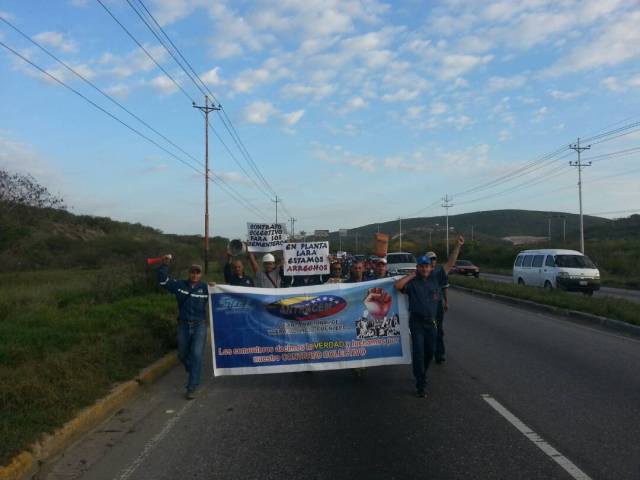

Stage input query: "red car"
[{"left": 452, "top": 260, "right": 480, "bottom": 277}]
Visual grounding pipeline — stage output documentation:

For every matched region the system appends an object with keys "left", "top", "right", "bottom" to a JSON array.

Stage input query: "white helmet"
[{"left": 262, "top": 253, "right": 276, "bottom": 263}]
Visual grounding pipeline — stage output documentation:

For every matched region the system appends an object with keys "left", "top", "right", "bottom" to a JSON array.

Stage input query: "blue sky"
[{"left": 1, "top": 0, "right": 639, "bottom": 238}]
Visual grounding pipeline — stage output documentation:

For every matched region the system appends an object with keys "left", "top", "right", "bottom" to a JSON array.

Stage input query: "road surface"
[
  {"left": 44, "top": 290, "right": 640, "bottom": 480},
  {"left": 478, "top": 272, "right": 640, "bottom": 304}
]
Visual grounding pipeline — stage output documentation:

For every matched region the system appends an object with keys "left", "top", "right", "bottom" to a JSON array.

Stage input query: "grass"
[
  {"left": 449, "top": 276, "right": 640, "bottom": 327},
  {"left": 0, "top": 267, "right": 199, "bottom": 465}
]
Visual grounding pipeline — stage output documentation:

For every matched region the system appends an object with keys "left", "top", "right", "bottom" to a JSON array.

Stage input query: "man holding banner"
[{"left": 395, "top": 235, "right": 464, "bottom": 398}]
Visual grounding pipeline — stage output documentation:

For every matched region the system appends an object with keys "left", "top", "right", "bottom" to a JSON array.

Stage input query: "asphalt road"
[
  {"left": 44, "top": 290, "right": 640, "bottom": 480},
  {"left": 478, "top": 272, "right": 640, "bottom": 304}
]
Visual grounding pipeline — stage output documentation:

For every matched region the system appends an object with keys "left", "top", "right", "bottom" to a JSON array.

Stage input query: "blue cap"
[{"left": 416, "top": 255, "right": 431, "bottom": 265}]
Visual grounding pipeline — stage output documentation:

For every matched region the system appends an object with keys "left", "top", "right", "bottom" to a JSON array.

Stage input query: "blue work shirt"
[
  {"left": 401, "top": 266, "right": 448, "bottom": 321},
  {"left": 157, "top": 264, "right": 209, "bottom": 323}
]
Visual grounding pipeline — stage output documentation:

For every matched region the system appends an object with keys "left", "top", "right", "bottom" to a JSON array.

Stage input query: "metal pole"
[
  {"left": 570, "top": 138, "right": 591, "bottom": 254},
  {"left": 355, "top": 231, "right": 359, "bottom": 254},
  {"left": 563, "top": 217, "right": 566, "bottom": 243},
  {"left": 442, "top": 195, "right": 453, "bottom": 256},
  {"left": 548, "top": 218, "right": 551, "bottom": 242},
  {"left": 192, "top": 96, "right": 220, "bottom": 274},
  {"left": 399, "top": 217, "right": 402, "bottom": 251}
]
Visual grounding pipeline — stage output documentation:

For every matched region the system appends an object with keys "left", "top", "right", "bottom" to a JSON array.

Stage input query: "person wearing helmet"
[
  {"left": 426, "top": 251, "right": 448, "bottom": 364},
  {"left": 248, "top": 251, "right": 282, "bottom": 288}
]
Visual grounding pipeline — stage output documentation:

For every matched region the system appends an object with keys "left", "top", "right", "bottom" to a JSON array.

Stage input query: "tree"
[{"left": 0, "top": 169, "right": 66, "bottom": 210}]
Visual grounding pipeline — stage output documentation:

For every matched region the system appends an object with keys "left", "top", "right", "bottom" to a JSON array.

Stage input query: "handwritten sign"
[
  {"left": 246, "top": 223, "right": 288, "bottom": 252},
  {"left": 283, "top": 241, "right": 330, "bottom": 276}
]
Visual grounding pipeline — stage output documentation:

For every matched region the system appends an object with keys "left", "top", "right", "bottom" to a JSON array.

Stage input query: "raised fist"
[{"left": 364, "top": 287, "right": 392, "bottom": 320}]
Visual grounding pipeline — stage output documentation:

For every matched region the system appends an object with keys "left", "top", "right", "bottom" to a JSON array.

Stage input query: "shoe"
[
  {"left": 416, "top": 389, "right": 426, "bottom": 398},
  {"left": 185, "top": 389, "right": 196, "bottom": 400}
]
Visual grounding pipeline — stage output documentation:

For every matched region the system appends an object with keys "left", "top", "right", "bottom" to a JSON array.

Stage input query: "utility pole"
[
  {"left": 569, "top": 138, "right": 591, "bottom": 253},
  {"left": 442, "top": 194, "right": 453, "bottom": 256},
  {"left": 563, "top": 217, "right": 566, "bottom": 244},
  {"left": 548, "top": 218, "right": 552, "bottom": 243},
  {"left": 289, "top": 217, "right": 296, "bottom": 239},
  {"left": 272, "top": 195, "right": 281, "bottom": 224},
  {"left": 398, "top": 217, "right": 402, "bottom": 251},
  {"left": 355, "top": 231, "right": 359, "bottom": 254},
  {"left": 192, "top": 95, "right": 220, "bottom": 274}
]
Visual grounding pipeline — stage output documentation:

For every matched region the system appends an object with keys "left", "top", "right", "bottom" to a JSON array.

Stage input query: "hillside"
[
  {"left": 0, "top": 202, "right": 228, "bottom": 272},
  {"left": 326, "top": 209, "right": 611, "bottom": 253}
]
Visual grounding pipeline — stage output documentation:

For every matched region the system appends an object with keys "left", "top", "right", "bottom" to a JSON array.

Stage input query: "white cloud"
[
  {"left": 344, "top": 96, "right": 368, "bottom": 112},
  {"left": 149, "top": 75, "right": 178, "bottom": 94},
  {"left": 429, "top": 101, "right": 448, "bottom": 115},
  {"left": 381, "top": 88, "right": 421, "bottom": 102},
  {"left": 312, "top": 144, "right": 376, "bottom": 172},
  {"left": 231, "top": 57, "right": 290, "bottom": 93},
  {"left": 243, "top": 100, "right": 276, "bottom": 124},
  {"left": 383, "top": 154, "right": 432, "bottom": 172},
  {"left": 104, "top": 84, "right": 131, "bottom": 99},
  {"left": 549, "top": 89, "right": 583, "bottom": 100},
  {"left": 281, "top": 83, "right": 336, "bottom": 100},
  {"left": 201, "top": 67, "right": 223, "bottom": 86},
  {"left": 439, "top": 54, "right": 492, "bottom": 80},
  {"left": 601, "top": 74, "right": 640, "bottom": 92},
  {"left": 282, "top": 110, "right": 305, "bottom": 126},
  {"left": 488, "top": 75, "right": 526, "bottom": 92},
  {"left": 213, "top": 170, "right": 253, "bottom": 185},
  {"left": 406, "top": 105, "right": 424, "bottom": 119},
  {"left": 33, "top": 31, "right": 77, "bottom": 53},
  {"left": 532, "top": 106, "right": 548, "bottom": 123},
  {"left": 100, "top": 45, "right": 169, "bottom": 78}
]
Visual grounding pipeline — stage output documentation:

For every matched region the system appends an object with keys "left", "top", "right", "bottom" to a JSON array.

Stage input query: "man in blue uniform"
[
  {"left": 395, "top": 235, "right": 463, "bottom": 398},
  {"left": 158, "top": 255, "right": 209, "bottom": 399},
  {"left": 224, "top": 253, "right": 254, "bottom": 287},
  {"left": 426, "top": 251, "right": 449, "bottom": 363}
]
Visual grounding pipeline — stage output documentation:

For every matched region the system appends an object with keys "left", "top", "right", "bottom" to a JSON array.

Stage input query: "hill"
[{"left": 0, "top": 202, "right": 228, "bottom": 273}]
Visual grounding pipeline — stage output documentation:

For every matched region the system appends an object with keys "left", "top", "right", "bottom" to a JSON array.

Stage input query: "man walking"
[
  {"left": 157, "top": 255, "right": 209, "bottom": 400},
  {"left": 395, "top": 235, "right": 464, "bottom": 398},
  {"left": 426, "top": 251, "right": 449, "bottom": 364}
]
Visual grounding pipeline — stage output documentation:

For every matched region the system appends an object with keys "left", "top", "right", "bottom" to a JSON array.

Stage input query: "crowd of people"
[{"left": 156, "top": 234, "right": 463, "bottom": 400}]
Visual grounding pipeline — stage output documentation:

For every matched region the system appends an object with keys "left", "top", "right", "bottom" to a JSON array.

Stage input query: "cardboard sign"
[
  {"left": 283, "top": 241, "right": 330, "bottom": 276},
  {"left": 246, "top": 223, "right": 288, "bottom": 252}
]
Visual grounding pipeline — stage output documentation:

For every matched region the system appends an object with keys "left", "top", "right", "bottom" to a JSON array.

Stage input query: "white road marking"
[
  {"left": 113, "top": 400, "right": 194, "bottom": 480},
  {"left": 482, "top": 394, "right": 593, "bottom": 480}
]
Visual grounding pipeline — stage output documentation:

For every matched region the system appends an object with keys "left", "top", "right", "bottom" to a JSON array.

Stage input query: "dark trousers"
[
  {"left": 409, "top": 315, "right": 436, "bottom": 391},
  {"left": 435, "top": 302, "right": 445, "bottom": 360}
]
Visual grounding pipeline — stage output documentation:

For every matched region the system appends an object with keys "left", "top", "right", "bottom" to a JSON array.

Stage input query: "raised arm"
[
  {"left": 247, "top": 250, "right": 259, "bottom": 275},
  {"left": 394, "top": 271, "right": 416, "bottom": 291},
  {"left": 443, "top": 235, "right": 464, "bottom": 274},
  {"left": 157, "top": 254, "right": 179, "bottom": 294}
]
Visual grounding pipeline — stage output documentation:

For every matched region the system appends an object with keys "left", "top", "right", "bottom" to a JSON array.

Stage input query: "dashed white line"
[
  {"left": 113, "top": 400, "right": 194, "bottom": 480},
  {"left": 482, "top": 394, "right": 593, "bottom": 480}
]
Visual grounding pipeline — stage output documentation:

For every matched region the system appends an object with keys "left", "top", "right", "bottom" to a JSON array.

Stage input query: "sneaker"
[{"left": 185, "top": 389, "right": 196, "bottom": 400}]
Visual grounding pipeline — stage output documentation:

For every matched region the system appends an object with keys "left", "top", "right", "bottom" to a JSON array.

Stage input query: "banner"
[
  {"left": 246, "top": 222, "right": 288, "bottom": 252},
  {"left": 208, "top": 278, "right": 410, "bottom": 376},
  {"left": 283, "top": 241, "right": 330, "bottom": 276}
]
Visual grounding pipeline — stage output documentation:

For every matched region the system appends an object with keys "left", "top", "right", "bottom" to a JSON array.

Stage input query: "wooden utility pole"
[{"left": 192, "top": 95, "right": 220, "bottom": 274}]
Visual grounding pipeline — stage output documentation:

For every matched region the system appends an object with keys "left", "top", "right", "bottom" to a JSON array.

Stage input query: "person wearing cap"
[
  {"left": 157, "top": 255, "right": 210, "bottom": 399},
  {"left": 224, "top": 253, "right": 254, "bottom": 287},
  {"left": 248, "top": 251, "right": 283, "bottom": 288},
  {"left": 395, "top": 235, "right": 464, "bottom": 398},
  {"left": 367, "top": 257, "right": 390, "bottom": 280},
  {"left": 426, "top": 251, "right": 448, "bottom": 364}
]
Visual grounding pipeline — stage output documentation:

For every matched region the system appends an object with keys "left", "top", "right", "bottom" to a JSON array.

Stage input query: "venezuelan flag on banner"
[{"left": 208, "top": 278, "right": 411, "bottom": 376}]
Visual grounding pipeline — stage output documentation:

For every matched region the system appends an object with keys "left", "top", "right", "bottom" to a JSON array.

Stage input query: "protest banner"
[
  {"left": 246, "top": 222, "right": 288, "bottom": 252},
  {"left": 283, "top": 241, "right": 330, "bottom": 276},
  {"left": 208, "top": 278, "right": 410, "bottom": 376}
]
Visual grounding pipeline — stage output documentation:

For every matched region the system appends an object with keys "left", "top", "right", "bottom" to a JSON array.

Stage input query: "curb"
[
  {"left": 451, "top": 285, "right": 640, "bottom": 338},
  {"left": 0, "top": 352, "right": 178, "bottom": 480}
]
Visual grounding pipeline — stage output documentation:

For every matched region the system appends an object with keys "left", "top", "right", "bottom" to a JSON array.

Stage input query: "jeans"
[
  {"left": 435, "top": 302, "right": 445, "bottom": 360},
  {"left": 177, "top": 321, "right": 208, "bottom": 391},
  {"left": 409, "top": 315, "right": 436, "bottom": 392}
]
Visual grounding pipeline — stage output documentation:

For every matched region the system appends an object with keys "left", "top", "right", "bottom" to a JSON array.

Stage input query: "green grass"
[
  {"left": 0, "top": 268, "right": 188, "bottom": 465},
  {"left": 450, "top": 276, "right": 640, "bottom": 326}
]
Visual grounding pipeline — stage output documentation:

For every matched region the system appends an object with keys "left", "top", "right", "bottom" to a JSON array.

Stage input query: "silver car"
[{"left": 386, "top": 252, "right": 417, "bottom": 276}]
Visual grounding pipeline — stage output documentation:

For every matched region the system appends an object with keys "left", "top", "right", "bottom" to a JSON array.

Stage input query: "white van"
[{"left": 512, "top": 249, "right": 600, "bottom": 295}]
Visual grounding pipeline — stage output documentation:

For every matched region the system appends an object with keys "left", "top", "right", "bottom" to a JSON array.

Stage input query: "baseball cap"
[
  {"left": 425, "top": 251, "right": 437, "bottom": 259},
  {"left": 375, "top": 257, "right": 387, "bottom": 264},
  {"left": 189, "top": 264, "right": 203, "bottom": 273},
  {"left": 262, "top": 253, "right": 276, "bottom": 263},
  {"left": 416, "top": 255, "right": 431, "bottom": 266}
]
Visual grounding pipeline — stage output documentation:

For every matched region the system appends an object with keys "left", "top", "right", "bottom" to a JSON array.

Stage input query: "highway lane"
[
  {"left": 478, "top": 272, "right": 640, "bottom": 304},
  {"left": 44, "top": 290, "right": 640, "bottom": 480}
]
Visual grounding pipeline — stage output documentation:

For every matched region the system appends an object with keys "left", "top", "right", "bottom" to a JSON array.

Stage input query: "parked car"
[
  {"left": 512, "top": 249, "right": 600, "bottom": 295},
  {"left": 451, "top": 259, "right": 480, "bottom": 277},
  {"left": 386, "top": 252, "right": 417, "bottom": 275}
]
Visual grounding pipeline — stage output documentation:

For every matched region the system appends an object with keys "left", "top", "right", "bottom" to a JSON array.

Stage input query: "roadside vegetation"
[{"left": 449, "top": 276, "right": 640, "bottom": 326}]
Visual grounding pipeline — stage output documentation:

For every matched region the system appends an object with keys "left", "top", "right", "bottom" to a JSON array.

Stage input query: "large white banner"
[
  {"left": 283, "top": 241, "right": 330, "bottom": 276},
  {"left": 208, "top": 278, "right": 410, "bottom": 376},
  {"left": 246, "top": 222, "right": 288, "bottom": 252}
]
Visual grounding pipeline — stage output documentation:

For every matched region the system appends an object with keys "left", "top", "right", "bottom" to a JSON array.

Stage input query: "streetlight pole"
[{"left": 442, "top": 195, "right": 453, "bottom": 256}]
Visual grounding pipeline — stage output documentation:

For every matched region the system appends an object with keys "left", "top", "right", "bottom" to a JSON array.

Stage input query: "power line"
[{"left": 0, "top": 38, "right": 268, "bottom": 220}]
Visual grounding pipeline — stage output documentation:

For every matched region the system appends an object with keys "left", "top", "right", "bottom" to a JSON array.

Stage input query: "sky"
[{"left": 1, "top": 0, "right": 639, "bottom": 239}]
